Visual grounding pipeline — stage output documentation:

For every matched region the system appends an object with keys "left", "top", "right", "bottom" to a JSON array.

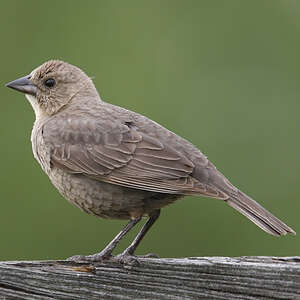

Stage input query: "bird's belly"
[{"left": 48, "top": 167, "right": 180, "bottom": 220}]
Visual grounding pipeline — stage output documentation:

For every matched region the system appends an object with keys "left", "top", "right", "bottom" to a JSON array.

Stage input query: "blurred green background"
[{"left": 0, "top": 0, "right": 299, "bottom": 260}]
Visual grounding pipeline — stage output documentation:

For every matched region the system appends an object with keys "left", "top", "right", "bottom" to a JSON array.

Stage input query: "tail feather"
[{"left": 227, "top": 190, "right": 296, "bottom": 236}]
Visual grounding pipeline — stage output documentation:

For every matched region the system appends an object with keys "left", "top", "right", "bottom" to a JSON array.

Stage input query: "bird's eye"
[{"left": 44, "top": 78, "right": 56, "bottom": 88}]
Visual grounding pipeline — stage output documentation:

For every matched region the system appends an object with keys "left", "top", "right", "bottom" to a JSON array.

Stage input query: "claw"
[
  {"left": 67, "top": 255, "right": 88, "bottom": 262},
  {"left": 113, "top": 254, "right": 140, "bottom": 266},
  {"left": 67, "top": 252, "right": 113, "bottom": 262},
  {"left": 141, "top": 253, "right": 160, "bottom": 259},
  {"left": 113, "top": 252, "right": 160, "bottom": 266}
]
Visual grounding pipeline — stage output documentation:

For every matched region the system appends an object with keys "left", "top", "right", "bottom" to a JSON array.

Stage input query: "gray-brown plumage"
[{"left": 6, "top": 60, "right": 296, "bottom": 261}]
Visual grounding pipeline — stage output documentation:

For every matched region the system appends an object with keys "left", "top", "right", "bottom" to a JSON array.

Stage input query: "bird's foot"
[
  {"left": 112, "top": 251, "right": 159, "bottom": 265},
  {"left": 67, "top": 251, "right": 113, "bottom": 262},
  {"left": 140, "top": 253, "right": 160, "bottom": 259},
  {"left": 67, "top": 251, "right": 159, "bottom": 264}
]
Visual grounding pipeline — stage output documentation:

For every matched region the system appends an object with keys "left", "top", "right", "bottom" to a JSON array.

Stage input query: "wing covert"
[{"left": 42, "top": 114, "right": 226, "bottom": 197}]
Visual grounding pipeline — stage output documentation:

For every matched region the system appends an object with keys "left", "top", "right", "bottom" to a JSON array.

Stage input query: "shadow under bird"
[{"left": 6, "top": 60, "right": 296, "bottom": 262}]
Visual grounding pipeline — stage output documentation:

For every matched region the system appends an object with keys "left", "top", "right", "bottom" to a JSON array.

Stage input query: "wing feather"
[{"left": 43, "top": 114, "right": 226, "bottom": 197}]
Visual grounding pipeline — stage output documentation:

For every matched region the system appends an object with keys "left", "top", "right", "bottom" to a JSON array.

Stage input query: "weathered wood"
[{"left": 0, "top": 257, "right": 299, "bottom": 300}]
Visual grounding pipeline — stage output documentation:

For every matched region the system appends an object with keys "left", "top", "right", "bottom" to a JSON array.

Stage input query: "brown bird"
[{"left": 6, "top": 60, "right": 296, "bottom": 262}]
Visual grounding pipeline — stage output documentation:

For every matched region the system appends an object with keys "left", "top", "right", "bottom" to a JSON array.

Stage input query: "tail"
[{"left": 226, "top": 190, "right": 296, "bottom": 236}]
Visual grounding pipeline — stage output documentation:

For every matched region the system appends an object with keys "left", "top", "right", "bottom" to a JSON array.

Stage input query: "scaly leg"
[
  {"left": 118, "top": 209, "right": 161, "bottom": 257},
  {"left": 68, "top": 217, "right": 142, "bottom": 262}
]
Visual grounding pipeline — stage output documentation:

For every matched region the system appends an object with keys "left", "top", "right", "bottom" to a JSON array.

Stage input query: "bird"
[{"left": 6, "top": 60, "right": 296, "bottom": 262}]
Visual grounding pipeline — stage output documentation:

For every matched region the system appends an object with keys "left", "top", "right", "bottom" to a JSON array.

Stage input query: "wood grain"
[{"left": 0, "top": 257, "right": 299, "bottom": 299}]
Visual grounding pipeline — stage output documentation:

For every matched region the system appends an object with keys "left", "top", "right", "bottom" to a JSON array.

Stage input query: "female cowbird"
[{"left": 6, "top": 60, "right": 296, "bottom": 262}]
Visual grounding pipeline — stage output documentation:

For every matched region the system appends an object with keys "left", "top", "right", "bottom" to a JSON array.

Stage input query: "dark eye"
[{"left": 44, "top": 78, "right": 56, "bottom": 88}]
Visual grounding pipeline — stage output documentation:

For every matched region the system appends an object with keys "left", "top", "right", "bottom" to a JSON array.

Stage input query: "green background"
[{"left": 0, "top": 0, "right": 299, "bottom": 260}]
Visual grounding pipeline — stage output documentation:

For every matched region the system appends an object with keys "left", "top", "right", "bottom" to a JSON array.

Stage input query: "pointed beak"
[{"left": 6, "top": 75, "right": 37, "bottom": 96}]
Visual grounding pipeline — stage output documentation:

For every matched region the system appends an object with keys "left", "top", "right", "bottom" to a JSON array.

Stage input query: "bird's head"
[{"left": 6, "top": 60, "right": 99, "bottom": 118}]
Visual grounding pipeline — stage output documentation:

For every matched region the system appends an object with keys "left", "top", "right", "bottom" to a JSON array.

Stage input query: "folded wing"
[{"left": 43, "top": 114, "right": 227, "bottom": 198}]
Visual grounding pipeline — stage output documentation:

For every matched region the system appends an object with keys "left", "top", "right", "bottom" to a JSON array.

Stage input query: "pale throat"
[{"left": 25, "top": 94, "right": 46, "bottom": 120}]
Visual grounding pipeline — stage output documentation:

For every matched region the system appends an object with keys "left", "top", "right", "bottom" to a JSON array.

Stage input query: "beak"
[{"left": 6, "top": 75, "right": 37, "bottom": 96}]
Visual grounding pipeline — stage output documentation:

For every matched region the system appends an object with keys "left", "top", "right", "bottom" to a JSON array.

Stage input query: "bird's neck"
[{"left": 25, "top": 94, "right": 48, "bottom": 121}]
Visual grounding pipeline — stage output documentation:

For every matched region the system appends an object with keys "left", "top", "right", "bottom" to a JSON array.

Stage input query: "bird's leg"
[
  {"left": 116, "top": 209, "right": 161, "bottom": 260},
  {"left": 67, "top": 217, "right": 141, "bottom": 262}
]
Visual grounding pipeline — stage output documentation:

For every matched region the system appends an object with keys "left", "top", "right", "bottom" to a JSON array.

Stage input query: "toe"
[
  {"left": 67, "top": 255, "right": 88, "bottom": 262},
  {"left": 67, "top": 253, "right": 112, "bottom": 262},
  {"left": 114, "top": 254, "right": 140, "bottom": 266}
]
